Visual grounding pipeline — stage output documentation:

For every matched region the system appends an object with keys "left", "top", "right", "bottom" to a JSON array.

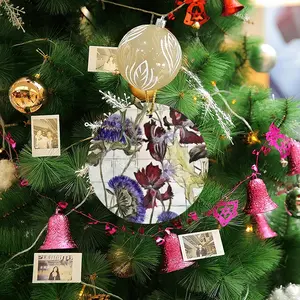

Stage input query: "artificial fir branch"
[
  {"left": 277, "top": 99, "right": 289, "bottom": 129},
  {"left": 0, "top": 0, "right": 25, "bottom": 32},
  {"left": 81, "top": 281, "right": 123, "bottom": 300}
]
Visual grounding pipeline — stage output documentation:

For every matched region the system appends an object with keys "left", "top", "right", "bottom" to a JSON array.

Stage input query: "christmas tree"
[{"left": 0, "top": 0, "right": 299, "bottom": 299}]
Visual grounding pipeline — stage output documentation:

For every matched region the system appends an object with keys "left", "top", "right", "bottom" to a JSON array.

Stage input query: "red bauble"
[
  {"left": 244, "top": 178, "right": 278, "bottom": 215},
  {"left": 39, "top": 206, "right": 77, "bottom": 250},
  {"left": 222, "top": 0, "right": 244, "bottom": 16},
  {"left": 161, "top": 233, "right": 194, "bottom": 273}
]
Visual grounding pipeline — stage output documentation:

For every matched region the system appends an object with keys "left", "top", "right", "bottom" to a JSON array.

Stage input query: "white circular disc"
[{"left": 88, "top": 104, "right": 209, "bottom": 224}]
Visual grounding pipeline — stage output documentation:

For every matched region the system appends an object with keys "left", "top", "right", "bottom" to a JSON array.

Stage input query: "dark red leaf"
[{"left": 180, "top": 128, "right": 204, "bottom": 144}]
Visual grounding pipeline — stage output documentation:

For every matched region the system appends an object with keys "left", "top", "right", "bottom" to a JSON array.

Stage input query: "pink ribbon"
[
  {"left": 20, "top": 179, "right": 29, "bottom": 187},
  {"left": 5, "top": 133, "right": 16, "bottom": 149},
  {"left": 187, "top": 211, "right": 199, "bottom": 223},
  {"left": 105, "top": 223, "right": 117, "bottom": 235},
  {"left": 58, "top": 202, "right": 68, "bottom": 210}
]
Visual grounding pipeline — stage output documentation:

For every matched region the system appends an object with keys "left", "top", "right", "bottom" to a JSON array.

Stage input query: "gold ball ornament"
[
  {"left": 108, "top": 247, "right": 134, "bottom": 278},
  {"left": 129, "top": 84, "right": 156, "bottom": 101},
  {"left": 117, "top": 24, "right": 182, "bottom": 91},
  {"left": 9, "top": 77, "right": 46, "bottom": 113},
  {"left": 0, "top": 159, "right": 17, "bottom": 193}
]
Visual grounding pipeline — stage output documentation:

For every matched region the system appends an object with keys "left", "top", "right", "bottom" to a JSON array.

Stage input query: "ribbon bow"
[{"left": 5, "top": 133, "right": 16, "bottom": 149}]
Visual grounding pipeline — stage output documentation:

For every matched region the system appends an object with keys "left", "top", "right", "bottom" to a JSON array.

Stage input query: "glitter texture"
[
  {"left": 253, "top": 213, "right": 277, "bottom": 239},
  {"left": 161, "top": 233, "right": 194, "bottom": 273},
  {"left": 39, "top": 209, "right": 77, "bottom": 250},
  {"left": 244, "top": 178, "right": 278, "bottom": 215},
  {"left": 288, "top": 140, "right": 300, "bottom": 176}
]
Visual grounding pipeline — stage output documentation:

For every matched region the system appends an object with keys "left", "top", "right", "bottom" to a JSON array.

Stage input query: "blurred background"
[{"left": 247, "top": 0, "right": 300, "bottom": 99}]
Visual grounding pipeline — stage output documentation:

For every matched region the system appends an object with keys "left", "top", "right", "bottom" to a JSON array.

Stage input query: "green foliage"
[
  {"left": 110, "top": 232, "right": 161, "bottom": 284},
  {"left": 59, "top": 145, "right": 90, "bottom": 202},
  {"left": 18, "top": 146, "right": 69, "bottom": 192},
  {"left": 82, "top": 251, "right": 114, "bottom": 290},
  {"left": 31, "top": 284, "right": 81, "bottom": 300},
  {"left": 36, "top": 0, "right": 85, "bottom": 15},
  {"left": 157, "top": 72, "right": 200, "bottom": 119}
]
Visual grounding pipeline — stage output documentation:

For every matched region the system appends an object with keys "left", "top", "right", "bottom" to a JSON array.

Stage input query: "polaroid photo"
[
  {"left": 88, "top": 46, "right": 119, "bottom": 73},
  {"left": 32, "top": 253, "right": 82, "bottom": 283},
  {"left": 178, "top": 229, "right": 225, "bottom": 262},
  {"left": 31, "top": 115, "right": 61, "bottom": 157}
]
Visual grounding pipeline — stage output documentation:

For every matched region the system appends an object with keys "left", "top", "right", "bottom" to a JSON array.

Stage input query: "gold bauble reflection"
[
  {"left": 9, "top": 77, "right": 46, "bottom": 114},
  {"left": 108, "top": 248, "right": 134, "bottom": 278},
  {"left": 129, "top": 84, "right": 155, "bottom": 101}
]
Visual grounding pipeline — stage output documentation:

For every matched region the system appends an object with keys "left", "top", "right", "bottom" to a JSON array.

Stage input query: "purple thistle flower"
[
  {"left": 94, "top": 114, "right": 125, "bottom": 143},
  {"left": 157, "top": 211, "right": 178, "bottom": 223},
  {"left": 108, "top": 175, "right": 146, "bottom": 223},
  {"left": 94, "top": 114, "right": 142, "bottom": 144}
]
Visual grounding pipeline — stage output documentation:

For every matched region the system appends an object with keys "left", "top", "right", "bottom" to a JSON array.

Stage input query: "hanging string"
[{"left": 100, "top": 0, "right": 186, "bottom": 18}]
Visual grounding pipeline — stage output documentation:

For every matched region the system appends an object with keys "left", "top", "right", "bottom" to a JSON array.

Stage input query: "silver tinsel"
[{"left": 268, "top": 284, "right": 300, "bottom": 300}]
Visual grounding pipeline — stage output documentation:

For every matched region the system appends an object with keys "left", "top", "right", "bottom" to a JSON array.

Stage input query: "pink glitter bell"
[
  {"left": 244, "top": 178, "right": 278, "bottom": 215},
  {"left": 253, "top": 214, "right": 277, "bottom": 239},
  {"left": 39, "top": 203, "right": 77, "bottom": 250},
  {"left": 161, "top": 233, "right": 194, "bottom": 273},
  {"left": 288, "top": 140, "right": 300, "bottom": 176}
]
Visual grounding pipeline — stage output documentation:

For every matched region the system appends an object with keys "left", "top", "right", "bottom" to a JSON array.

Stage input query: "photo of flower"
[{"left": 88, "top": 104, "right": 209, "bottom": 224}]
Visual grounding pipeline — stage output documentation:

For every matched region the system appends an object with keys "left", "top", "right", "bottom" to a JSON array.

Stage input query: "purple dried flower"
[
  {"left": 157, "top": 211, "right": 178, "bottom": 223},
  {"left": 94, "top": 114, "right": 142, "bottom": 144},
  {"left": 108, "top": 175, "right": 146, "bottom": 223}
]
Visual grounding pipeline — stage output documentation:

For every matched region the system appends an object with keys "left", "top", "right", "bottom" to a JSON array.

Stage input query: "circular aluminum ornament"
[{"left": 88, "top": 104, "right": 209, "bottom": 224}]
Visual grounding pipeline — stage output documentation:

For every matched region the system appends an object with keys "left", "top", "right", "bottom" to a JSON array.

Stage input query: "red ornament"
[
  {"left": 288, "top": 140, "right": 300, "bottom": 176},
  {"left": 168, "top": 0, "right": 210, "bottom": 28},
  {"left": 222, "top": 0, "right": 244, "bottom": 17},
  {"left": 39, "top": 204, "right": 77, "bottom": 250},
  {"left": 244, "top": 178, "right": 278, "bottom": 215},
  {"left": 253, "top": 213, "right": 277, "bottom": 239},
  {"left": 161, "top": 233, "right": 194, "bottom": 273}
]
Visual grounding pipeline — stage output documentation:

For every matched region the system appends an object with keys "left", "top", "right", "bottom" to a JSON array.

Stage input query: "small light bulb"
[{"left": 246, "top": 225, "right": 253, "bottom": 233}]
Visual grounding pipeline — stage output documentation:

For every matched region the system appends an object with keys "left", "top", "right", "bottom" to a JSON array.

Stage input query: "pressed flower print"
[{"left": 89, "top": 104, "right": 209, "bottom": 224}]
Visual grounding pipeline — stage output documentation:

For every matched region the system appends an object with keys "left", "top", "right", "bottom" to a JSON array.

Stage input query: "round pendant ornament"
[
  {"left": 116, "top": 24, "right": 182, "bottom": 91},
  {"left": 9, "top": 77, "right": 46, "bottom": 113},
  {"left": 88, "top": 104, "right": 209, "bottom": 224}
]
